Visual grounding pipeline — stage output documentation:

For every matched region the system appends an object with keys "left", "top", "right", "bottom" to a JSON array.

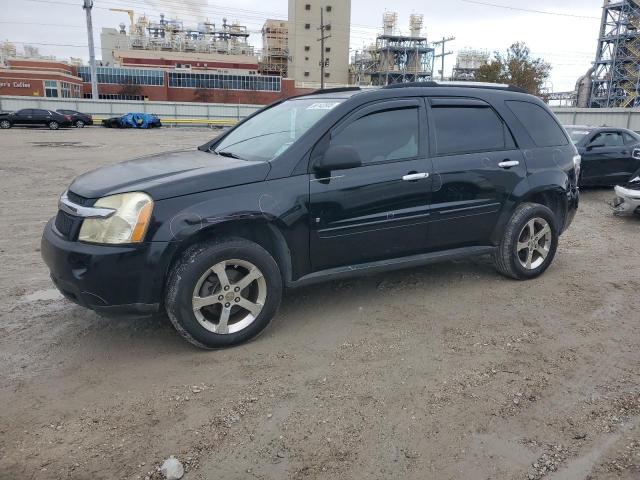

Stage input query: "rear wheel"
[
  {"left": 165, "top": 238, "right": 282, "bottom": 349},
  {"left": 0, "top": 120, "right": 10, "bottom": 129},
  {"left": 48, "top": 121, "right": 59, "bottom": 130},
  {"left": 493, "top": 203, "right": 558, "bottom": 280},
  {"left": 75, "top": 120, "right": 85, "bottom": 128}
]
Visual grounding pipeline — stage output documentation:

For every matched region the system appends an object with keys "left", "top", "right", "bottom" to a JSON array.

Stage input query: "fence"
[
  {"left": 551, "top": 108, "right": 640, "bottom": 131},
  {"left": 3, "top": 96, "right": 640, "bottom": 130},
  {"left": 0, "top": 95, "right": 263, "bottom": 126}
]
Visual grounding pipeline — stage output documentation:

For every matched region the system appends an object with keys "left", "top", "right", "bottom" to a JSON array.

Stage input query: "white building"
[{"left": 287, "top": 0, "right": 351, "bottom": 86}]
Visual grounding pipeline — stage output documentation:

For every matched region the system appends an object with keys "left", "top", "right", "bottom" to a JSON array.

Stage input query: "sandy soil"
[{"left": 0, "top": 127, "right": 638, "bottom": 480}]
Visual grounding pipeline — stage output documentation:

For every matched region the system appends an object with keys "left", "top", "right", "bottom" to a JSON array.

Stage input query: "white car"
[{"left": 613, "top": 170, "right": 640, "bottom": 216}]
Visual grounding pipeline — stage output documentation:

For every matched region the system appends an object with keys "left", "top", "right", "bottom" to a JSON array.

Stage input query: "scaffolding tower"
[
  {"left": 590, "top": 0, "right": 640, "bottom": 107},
  {"left": 451, "top": 49, "right": 489, "bottom": 81},
  {"left": 259, "top": 19, "right": 288, "bottom": 77}
]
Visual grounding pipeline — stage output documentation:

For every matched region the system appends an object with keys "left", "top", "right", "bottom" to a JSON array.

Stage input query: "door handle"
[
  {"left": 498, "top": 160, "right": 520, "bottom": 169},
  {"left": 402, "top": 173, "right": 430, "bottom": 181}
]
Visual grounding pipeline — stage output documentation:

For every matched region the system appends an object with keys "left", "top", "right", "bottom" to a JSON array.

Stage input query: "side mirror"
[{"left": 314, "top": 145, "right": 362, "bottom": 172}]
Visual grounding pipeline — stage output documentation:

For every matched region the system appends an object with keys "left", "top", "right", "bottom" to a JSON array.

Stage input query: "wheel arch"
[{"left": 162, "top": 218, "right": 293, "bottom": 295}]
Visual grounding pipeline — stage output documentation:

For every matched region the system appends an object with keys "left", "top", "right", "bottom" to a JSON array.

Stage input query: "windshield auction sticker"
[{"left": 306, "top": 102, "right": 340, "bottom": 110}]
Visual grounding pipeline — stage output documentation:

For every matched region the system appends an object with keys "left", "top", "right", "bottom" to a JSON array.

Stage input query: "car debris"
[
  {"left": 613, "top": 170, "right": 640, "bottom": 216},
  {"left": 102, "top": 112, "right": 162, "bottom": 129}
]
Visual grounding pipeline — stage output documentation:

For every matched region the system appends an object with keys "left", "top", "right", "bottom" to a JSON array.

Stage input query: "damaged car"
[
  {"left": 102, "top": 112, "right": 162, "bottom": 129},
  {"left": 613, "top": 169, "right": 640, "bottom": 216}
]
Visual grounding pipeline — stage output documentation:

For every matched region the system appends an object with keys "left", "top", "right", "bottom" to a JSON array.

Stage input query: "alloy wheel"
[
  {"left": 75, "top": 120, "right": 85, "bottom": 128},
  {"left": 516, "top": 217, "right": 552, "bottom": 270},
  {"left": 49, "top": 121, "right": 59, "bottom": 130},
  {"left": 0, "top": 120, "right": 10, "bottom": 129},
  {"left": 192, "top": 259, "right": 266, "bottom": 335}
]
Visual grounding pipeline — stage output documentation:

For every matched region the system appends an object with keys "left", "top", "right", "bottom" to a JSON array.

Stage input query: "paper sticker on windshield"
[{"left": 306, "top": 102, "right": 339, "bottom": 110}]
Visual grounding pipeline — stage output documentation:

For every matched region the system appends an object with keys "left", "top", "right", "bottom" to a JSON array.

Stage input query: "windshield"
[
  {"left": 213, "top": 98, "right": 344, "bottom": 161},
  {"left": 566, "top": 128, "right": 592, "bottom": 145}
]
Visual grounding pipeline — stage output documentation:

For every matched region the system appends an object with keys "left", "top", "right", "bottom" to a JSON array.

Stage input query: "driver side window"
[
  {"left": 591, "top": 132, "right": 623, "bottom": 147},
  {"left": 330, "top": 107, "right": 419, "bottom": 165}
]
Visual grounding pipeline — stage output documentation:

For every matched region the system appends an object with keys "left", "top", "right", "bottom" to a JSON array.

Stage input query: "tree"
[
  {"left": 475, "top": 42, "right": 551, "bottom": 96},
  {"left": 117, "top": 78, "right": 143, "bottom": 99},
  {"left": 194, "top": 88, "right": 213, "bottom": 103}
]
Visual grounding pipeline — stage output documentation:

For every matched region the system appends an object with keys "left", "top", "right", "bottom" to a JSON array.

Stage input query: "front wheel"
[
  {"left": 0, "top": 120, "right": 11, "bottom": 129},
  {"left": 493, "top": 203, "right": 559, "bottom": 280},
  {"left": 165, "top": 238, "right": 282, "bottom": 349},
  {"left": 48, "top": 121, "right": 59, "bottom": 130}
]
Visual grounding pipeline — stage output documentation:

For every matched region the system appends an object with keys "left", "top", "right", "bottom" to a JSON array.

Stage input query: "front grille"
[{"left": 55, "top": 210, "right": 77, "bottom": 239}]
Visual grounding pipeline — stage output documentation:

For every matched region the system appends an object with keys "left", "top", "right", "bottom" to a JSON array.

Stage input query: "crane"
[{"left": 110, "top": 8, "right": 135, "bottom": 33}]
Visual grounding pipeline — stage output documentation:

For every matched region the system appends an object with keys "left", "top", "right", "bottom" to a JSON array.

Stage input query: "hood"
[{"left": 69, "top": 149, "right": 271, "bottom": 200}]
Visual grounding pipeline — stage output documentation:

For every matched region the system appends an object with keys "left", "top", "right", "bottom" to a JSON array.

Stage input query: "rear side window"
[
  {"left": 592, "top": 132, "right": 624, "bottom": 147},
  {"left": 506, "top": 100, "right": 568, "bottom": 147},
  {"left": 431, "top": 106, "right": 507, "bottom": 156},
  {"left": 331, "top": 107, "right": 419, "bottom": 164}
]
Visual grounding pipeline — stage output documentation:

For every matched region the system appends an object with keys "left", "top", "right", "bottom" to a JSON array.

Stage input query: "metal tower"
[{"left": 590, "top": 0, "right": 640, "bottom": 107}]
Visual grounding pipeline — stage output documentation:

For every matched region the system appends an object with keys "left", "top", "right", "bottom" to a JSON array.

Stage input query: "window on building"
[
  {"left": 304, "top": 45, "right": 310, "bottom": 51},
  {"left": 326, "top": 6, "right": 332, "bottom": 12},
  {"left": 432, "top": 106, "right": 508, "bottom": 156},
  {"left": 304, "top": 71, "right": 310, "bottom": 77},
  {"left": 324, "top": 73, "right": 330, "bottom": 78},
  {"left": 325, "top": 24, "right": 331, "bottom": 31},
  {"left": 44, "top": 80, "right": 58, "bottom": 98},
  {"left": 325, "top": 47, "right": 331, "bottom": 52},
  {"left": 77, "top": 66, "right": 164, "bottom": 86},
  {"left": 305, "top": 23, "right": 311, "bottom": 29},
  {"left": 168, "top": 72, "right": 281, "bottom": 92},
  {"left": 505, "top": 100, "right": 568, "bottom": 147},
  {"left": 330, "top": 107, "right": 419, "bottom": 165},
  {"left": 305, "top": 57, "right": 309, "bottom": 61},
  {"left": 305, "top": 3, "right": 311, "bottom": 10}
]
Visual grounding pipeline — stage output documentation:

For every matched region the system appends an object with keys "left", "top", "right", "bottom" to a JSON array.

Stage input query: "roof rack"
[
  {"left": 383, "top": 81, "right": 527, "bottom": 94},
  {"left": 311, "top": 87, "right": 362, "bottom": 94}
]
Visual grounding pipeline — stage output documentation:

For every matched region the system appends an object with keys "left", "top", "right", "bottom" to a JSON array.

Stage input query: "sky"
[{"left": 0, "top": 0, "right": 604, "bottom": 91}]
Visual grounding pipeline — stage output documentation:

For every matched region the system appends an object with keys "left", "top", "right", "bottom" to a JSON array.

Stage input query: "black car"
[
  {"left": 0, "top": 109, "right": 73, "bottom": 130},
  {"left": 57, "top": 109, "right": 93, "bottom": 128},
  {"left": 565, "top": 125, "right": 640, "bottom": 186},
  {"left": 41, "top": 82, "right": 579, "bottom": 349}
]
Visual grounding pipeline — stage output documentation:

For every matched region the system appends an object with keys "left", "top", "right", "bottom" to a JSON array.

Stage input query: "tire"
[
  {"left": 0, "top": 120, "right": 10, "bottom": 129},
  {"left": 493, "top": 202, "right": 559, "bottom": 280},
  {"left": 165, "top": 238, "right": 282, "bottom": 349},
  {"left": 75, "top": 120, "right": 85, "bottom": 128},
  {"left": 48, "top": 121, "right": 59, "bottom": 130}
]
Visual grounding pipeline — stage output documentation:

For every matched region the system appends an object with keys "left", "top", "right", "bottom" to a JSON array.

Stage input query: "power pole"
[
  {"left": 83, "top": 0, "right": 99, "bottom": 99},
  {"left": 433, "top": 36, "right": 455, "bottom": 81},
  {"left": 317, "top": 7, "right": 331, "bottom": 90}
]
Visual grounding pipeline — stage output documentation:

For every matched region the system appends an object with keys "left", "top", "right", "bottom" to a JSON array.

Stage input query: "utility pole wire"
[
  {"left": 317, "top": 7, "right": 331, "bottom": 90},
  {"left": 433, "top": 36, "right": 455, "bottom": 81}
]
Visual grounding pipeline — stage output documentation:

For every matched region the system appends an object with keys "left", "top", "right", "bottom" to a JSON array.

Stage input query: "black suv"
[
  {"left": 41, "top": 83, "right": 580, "bottom": 349},
  {"left": 0, "top": 109, "right": 73, "bottom": 130}
]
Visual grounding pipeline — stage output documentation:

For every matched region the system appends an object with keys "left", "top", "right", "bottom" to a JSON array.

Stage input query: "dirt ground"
[{"left": 0, "top": 127, "right": 638, "bottom": 480}]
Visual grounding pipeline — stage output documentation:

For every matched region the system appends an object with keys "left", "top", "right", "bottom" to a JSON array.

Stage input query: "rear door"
[
  {"left": 426, "top": 97, "right": 526, "bottom": 250},
  {"left": 309, "top": 98, "right": 433, "bottom": 271},
  {"left": 581, "top": 131, "right": 633, "bottom": 185},
  {"left": 32, "top": 109, "right": 53, "bottom": 126}
]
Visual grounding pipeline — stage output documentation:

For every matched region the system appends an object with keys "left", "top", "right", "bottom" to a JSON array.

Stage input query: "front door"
[
  {"left": 13, "top": 109, "right": 33, "bottom": 126},
  {"left": 426, "top": 97, "right": 527, "bottom": 250},
  {"left": 582, "top": 131, "right": 636, "bottom": 185},
  {"left": 309, "top": 99, "right": 433, "bottom": 271}
]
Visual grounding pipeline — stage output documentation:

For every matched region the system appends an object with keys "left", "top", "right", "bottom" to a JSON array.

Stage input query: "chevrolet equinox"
[{"left": 42, "top": 82, "right": 580, "bottom": 349}]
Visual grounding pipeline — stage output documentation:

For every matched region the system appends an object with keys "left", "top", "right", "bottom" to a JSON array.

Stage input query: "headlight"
[{"left": 78, "top": 192, "right": 153, "bottom": 244}]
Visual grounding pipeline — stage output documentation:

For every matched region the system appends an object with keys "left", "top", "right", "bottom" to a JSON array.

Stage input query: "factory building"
[
  {"left": 451, "top": 49, "right": 489, "bottom": 81},
  {"left": 287, "top": 0, "right": 351, "bottom": 85},
  {"left": 350, "top": 13, "right": 434, "bottom": 86}
]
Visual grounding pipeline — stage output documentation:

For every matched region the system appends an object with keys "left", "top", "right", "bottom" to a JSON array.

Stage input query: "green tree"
[{"left": 475, "top": 42, "right": 551, "bottom": 96}]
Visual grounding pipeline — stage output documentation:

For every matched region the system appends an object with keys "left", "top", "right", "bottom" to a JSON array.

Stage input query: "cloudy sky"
[{"left": 1, "top": 0, "right": 603, "bottom": 91}]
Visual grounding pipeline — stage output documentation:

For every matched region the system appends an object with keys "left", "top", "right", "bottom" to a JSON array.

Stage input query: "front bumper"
[
  {"left": 41, "top": 218, "right": 170, "bottom": 315},
  {"left": 613, "top": 185, "right": 640, "bottom": 216}
]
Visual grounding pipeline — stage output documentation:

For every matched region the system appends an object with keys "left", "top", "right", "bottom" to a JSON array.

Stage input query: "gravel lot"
[{"left": 0, "top": 127, "right": 638, "bottom": 480}]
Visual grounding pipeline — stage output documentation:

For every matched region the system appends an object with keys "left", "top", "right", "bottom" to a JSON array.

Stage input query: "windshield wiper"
[{"left": 215, "top": 150, "right": 243, "bottom": 159}]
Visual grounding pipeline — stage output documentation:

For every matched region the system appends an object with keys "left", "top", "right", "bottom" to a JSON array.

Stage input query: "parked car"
[
  {"left": 565, "top": 125, "right": 640, "bottom": 186},
  {"left": 42, "top": 82, "right": 579, "bottom": 349},
  {"left": 57, "top": 109, "right": 93, "bottom": 128},
  {"left": 613, "top": 167, "right": 640, "bottom": 216},
  {"left": 102, "top": 113, "right": 161, "bottom": 129},
  {"left": 0, "top": 109, "right": 73, "bottom": 130}
]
